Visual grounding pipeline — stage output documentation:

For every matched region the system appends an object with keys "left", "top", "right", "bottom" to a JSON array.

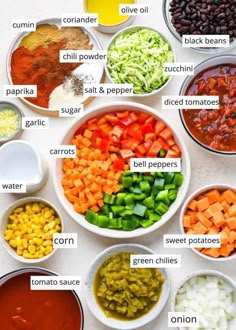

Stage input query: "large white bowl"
[
  {"left": 171, "top": 270, "right": 236, "bottom": 330},
  {"left": 52, "top": 101, "right": 191, "bottom": 238},
  {"left": 85, "top": 244, "right": 170, "bottom": 330},
  {"left": 179, "top": 184, "right": 236, "bottom": 261}
]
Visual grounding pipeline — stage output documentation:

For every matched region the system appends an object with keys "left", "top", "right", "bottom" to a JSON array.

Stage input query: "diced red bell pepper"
[
  {"left": 143, "top": 140, "right": 152, "bottom": 151},
  {"left": 99, "top": 123, "right": 113, "bottom": 137},
  {"left": 99, "top": 138, "right": 109, "bottom": 152},
  {"left": 120, "top": 149, "right": 135, "bottom": 159},
  {"left": 159, "top": 127, "right": 173, "bottom": 140},
  {"left": 105, "top": 114, "right": 119, "bottom": 124},
  {"left": 147, "top": 140, "right": 162, "bottom": 157},
  {"left": 116, "top": 111, "right": 129, "bottom": 118},
  {"left": 141, "top": 124, "right": 154, "bottom": 135},
  {"left": 145, "top": 116, "right": 156, "bottom": 125},
  {"left": 166, "top": 149, "right": 180, "bottom": 158},
  {"left": 144, "top": 132, "right": 156, "bottom": 141},
  {"left": 88, "top": 117, "right": 97, "bottom": 125},
  {"left": 138, "top": 113, "right": 149, "bottom": 124},
  {"left": 91, "top": 131, "right": 100, "bottom": 147},
  {"left": 113, "top": 158, "right": 125, "bottom": 171},
  {"left": 74, "top": 125, "right": 86, "bottom": 137},
  {"left": 135, "top": 144, "right": 146, "bottom": 155},
  {"left": 155, "top": 120, "right": 166, "bottom": 135},
  {"left": 119, "top": 117, "right": 134, "bottom": 127},
  {"left": 157, "top": 137, "right": 169, "bottom": 151},
  {"left": 121, "top": 138, "right": 140, "bottom": 150},
  {"left": 111, "top": 125, "right": 123, "bottom": 138},
  {"left": 171, "top": 144, "right": 181, "bottom": 157},
  {"left": 127, "top": 123, "right": 143, "bottom": 141}
]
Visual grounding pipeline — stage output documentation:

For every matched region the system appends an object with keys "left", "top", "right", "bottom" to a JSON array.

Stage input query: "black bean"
[
  {"left": 180, "top": 19, "right": 191, "bottom": 25},
  {"left": 201, "top": 14, "right": 207, "bottom": 21},
  {"left": 203, "top": 26, "right": 210, "bottom": 33},
  {"left": 218, "top": 13, "right": 226, "bottom": 19}
]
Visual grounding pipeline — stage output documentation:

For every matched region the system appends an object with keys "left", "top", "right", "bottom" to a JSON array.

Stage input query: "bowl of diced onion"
[
  {"left": 172, "top": 270, "right": 236, "bottom": 330},
  {"left": 0, "top": 197, "right": 63, "bottom": 263}
]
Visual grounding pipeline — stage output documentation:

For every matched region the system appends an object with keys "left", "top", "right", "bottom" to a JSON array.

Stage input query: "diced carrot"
[
  {"left": 228, "top": 204, "right": 236, "bottom": 217},
  {"left": 202, "top": 248, "right": 220, "bottom": 258},
  {"left": 188, "top": 199, "right": 198, "bottom": 211},
  {"left": 221, "top": 189, "right": 236, "bottom": 204},
  {"left": 229, "top": 231, "right": 236, "bottom": 244},
  {"left": 221, "top": 200, "right": 231, "bottom": 212},
  {"left": 193, "top": 221, "right": 208, "bottom": 234},
  {"left": 183, "top": 215, "right": 191, "bottom": 228},
  {"left": 205, "top": 189, "right": 220, "bottom": 204},
  {"left": 226, "top": 217, "right": 236, "bottom": 230},
  {"left": 221, "top": 231, "right": 229, "bottom": 244},
  {"left": 196, "top": 197, "right": 210, "bottom": 212}
]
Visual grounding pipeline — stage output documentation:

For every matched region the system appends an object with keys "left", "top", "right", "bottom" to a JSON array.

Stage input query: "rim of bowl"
[
  {"left": 179, "top": 54, "right": 236, "bottom": 156},
  {"left": 179, "top": 184, "right": 236, "bottom": 261},
  {"left": 0, "top": 101, "right": 24, "bottom": 143},
  {"left": 83, "top": 0, "right": 137, "bottom": 28},
  {"left": 105, "top": 25, "right": 176, "bottom": 97},
  {"left": 6, "top": 17, "right": 104, "bottom": 113},
  {"left": 0, "top": 197, "right": 64, "bottom": 263},
  {"left": 0, "top": 267, "right": 84, "bottom": 330},
  {"left": 162, "top": 0, "right": 236, "bottom": 54},
  {"left": 52, "top": 101, "right": 191, "bottom": 239},
  {"left": 84, "top": 243, "right": 171, "bottom": 330},
  {"left": 171, "top": 269, "right": 236, "bottom": 330}
]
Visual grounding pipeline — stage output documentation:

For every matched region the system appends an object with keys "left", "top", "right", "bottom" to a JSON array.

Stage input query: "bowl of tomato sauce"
[
  {"left": 0, "top": 267, "right": 84, "bottom": 330},
  {"left": 179, "top": 55, "right": 236, "bottom": 155}
]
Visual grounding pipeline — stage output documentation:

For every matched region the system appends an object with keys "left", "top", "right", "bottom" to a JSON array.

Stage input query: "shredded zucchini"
[{"left": 107, "top": 28, "right": 174, "bottom": 94}]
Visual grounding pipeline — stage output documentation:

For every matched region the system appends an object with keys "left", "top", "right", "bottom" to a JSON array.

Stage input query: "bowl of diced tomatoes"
[
  {"left": 53, "top": 101, "right": 191, "bottom": 238},
  {"left": 180, "top": 184, "right": 236, "bottom": 261}
]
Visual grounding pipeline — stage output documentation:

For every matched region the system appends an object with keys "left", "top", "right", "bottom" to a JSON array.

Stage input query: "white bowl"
[
  {"left": 85, "top": 244, "right": 170, "bottom": 330},
  {"left": 0, "top": 197, "right": 64, "bottom": 263},
  {"left": 83, "top": 0, "right": 136, "bottom": 34},
  {"left": 105, "top": 26, "right": 176, "bottom": 97},
  {"left": 0, "top": 267, "right": 84, "bottom": 330},
  {"left": 179, "top": 55, "right": 236, "bottom": 156},
  {"left": 0, "top": 140, "right": 49, "bottom": 194},
  {"left": 171, "top": 270, "right": 236, "bottom": 330},
  {"left": 52, "top": 101, "right": 191, "bottom": 238},
  {"left": 179, "top": 184, "right": 236, "bottom": 261}
]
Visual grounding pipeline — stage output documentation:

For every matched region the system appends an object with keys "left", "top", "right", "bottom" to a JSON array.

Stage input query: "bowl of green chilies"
[{"left": 52, "top": 101, "right": 191, "bottom": 238}]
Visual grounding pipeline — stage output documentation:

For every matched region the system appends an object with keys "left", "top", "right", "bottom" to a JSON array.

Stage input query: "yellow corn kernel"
[
  {"left": 28, "top": 245, "right": 36, "bottom": 255},
  {"left": 32, "top": 203, "right": 40, "bottom": 212},
  {"left": 17, "top": 248, "right": 23, "bottom": 256},
  {"left": 43, "top": 240, "right": 52, "bottom": 247},
  {"left": 45, "top": 245, "right": 53, "bottom": 254},
  {"left": 48, "top": 221, "right": 56, "bottom": 230},
  {"left": 14, "top": 207, "right": 24, "bottom": 213},
  {"left": 39, "top": 246, "right": 46, "bottom": 253},
  {"left": 55, "top": 225, "right": 61, "bottom": 232},
  {"left": 15, "top": 237, "right": 22, "bottom": 247},
  {"left": 43, "top": 225, "right": 49, "bottom": 232},
  {"left": 33, "top": 238, "right": 42, "bottom": 246},
  {"left": 9, "top": 239, "right": 17, "bottom": 248},
  {"left": 55, "top": 218, "right": 61, "bottom": 225},
  {"left": 44, "top": 211, "right": 52, "bottom": 219},
  {"left": 23, "top": 252, "right": 33, "bottom": 259},
  {"left": 22, "top": 238, "right": 28, "bottom": 248}
]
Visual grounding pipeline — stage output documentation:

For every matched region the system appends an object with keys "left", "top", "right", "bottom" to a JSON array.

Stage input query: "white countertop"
[{"left": 0, "top": 1, "right": 235, "bottom": 329}]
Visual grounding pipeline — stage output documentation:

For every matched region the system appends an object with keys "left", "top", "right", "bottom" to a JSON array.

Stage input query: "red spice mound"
[{"left": 11, "top": 41, "right": 79, "bottom": 109}]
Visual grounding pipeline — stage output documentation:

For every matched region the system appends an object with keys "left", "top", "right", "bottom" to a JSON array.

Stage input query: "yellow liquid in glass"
[{"left": 86, "top": 0, "right": 134, "bottom": 26}]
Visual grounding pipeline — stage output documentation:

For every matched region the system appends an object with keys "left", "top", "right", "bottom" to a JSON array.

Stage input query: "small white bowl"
[
  {"left": 0, "top": 197, "right": 64, "bottom": 263},
  {"left": 179, "top": 184, "right": 236, "bottom": 261},
  {"left": 171, "top": 270, "right": 236, "bottom": 330},
  {"left": 83, "top": 0, "right": 136, "bottom": 34},
  {"left": 52, "top": 101, "right": 191, "bottom": 238},
  {"left": 0, "top": 140, "right": 49, "bottom": 194},
  {"left": 0, "top": 101, "right": 24, "bottom": 145},
  {"left": 105, "top": 26, "right": 175, "bottom": 97},
  {"left": 85, "top": 244, "right": 170, "bottom": 330}
]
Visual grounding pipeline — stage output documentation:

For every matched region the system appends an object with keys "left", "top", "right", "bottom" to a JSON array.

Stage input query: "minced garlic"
[{"left": 0, "top": 109, "right": 20, "bottom": 138}]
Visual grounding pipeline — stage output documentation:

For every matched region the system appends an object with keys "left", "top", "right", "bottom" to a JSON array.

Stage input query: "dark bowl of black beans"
[{"left": 163, "top": 0, "right": 236, "bottom": 53}]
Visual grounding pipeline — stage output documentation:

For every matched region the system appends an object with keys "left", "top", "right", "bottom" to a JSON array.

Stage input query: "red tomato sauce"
[
  {"left": 0, "top": 272, "right": 83, "bottom": 330},
  {"left": 183, "top": 64, "right": 236, "bottom": 152}
]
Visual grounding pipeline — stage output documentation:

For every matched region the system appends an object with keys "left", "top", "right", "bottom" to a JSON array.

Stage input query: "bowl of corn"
[{"left": 0, "top": 197, "right": 63, "bottom": 263}]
